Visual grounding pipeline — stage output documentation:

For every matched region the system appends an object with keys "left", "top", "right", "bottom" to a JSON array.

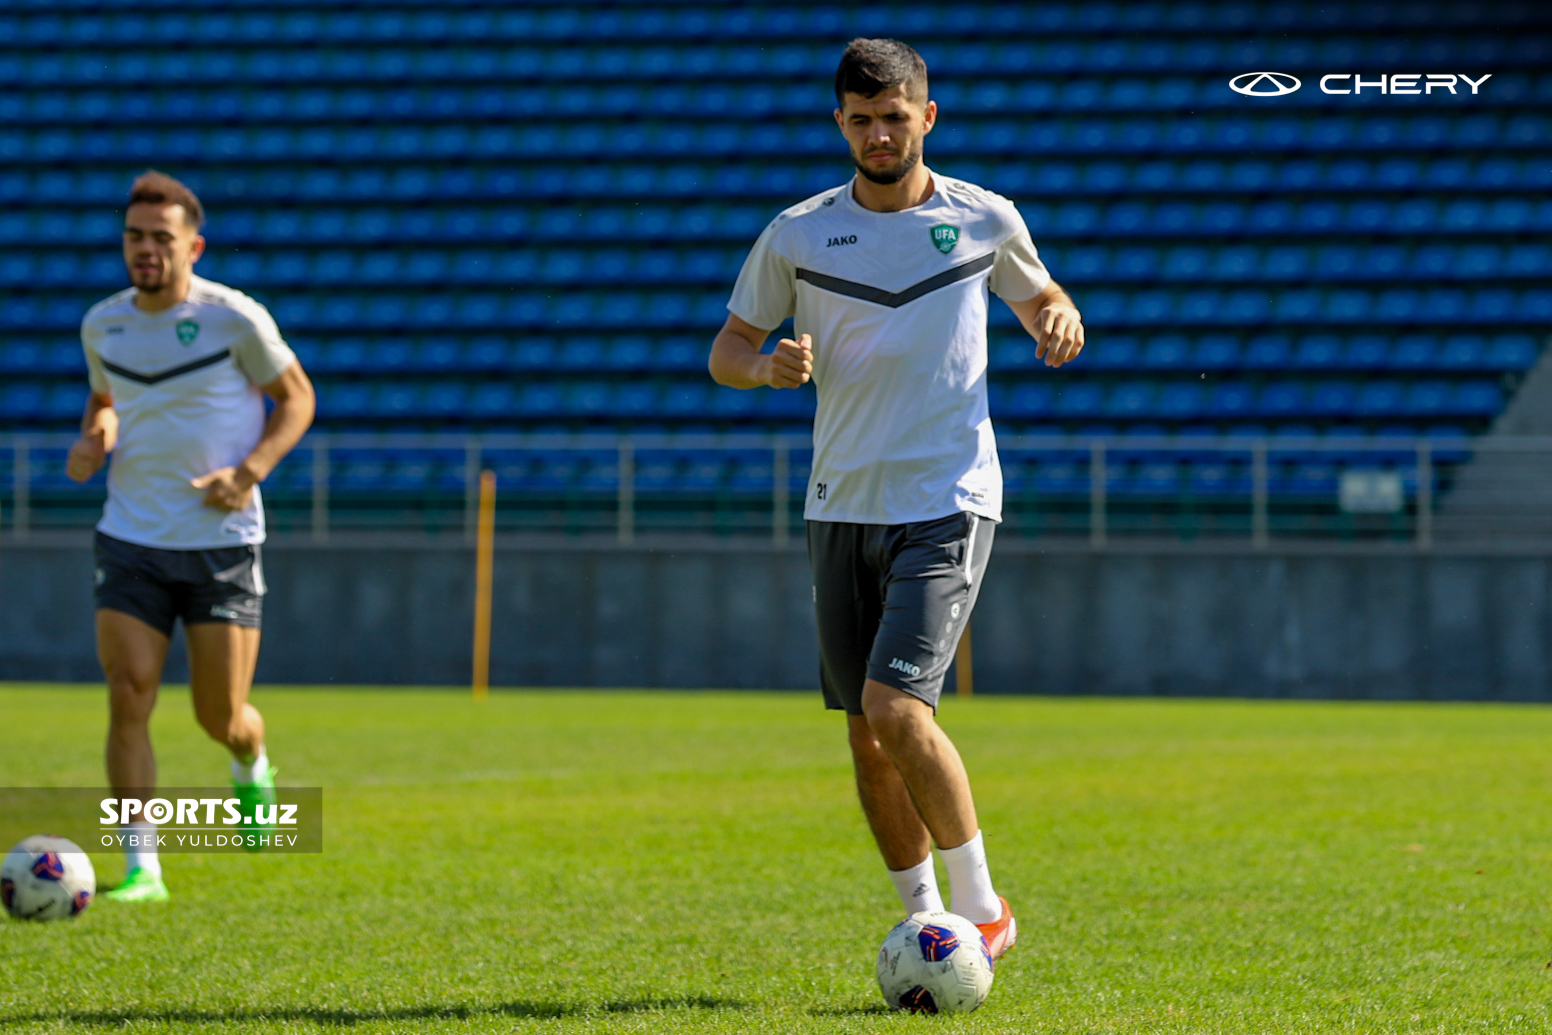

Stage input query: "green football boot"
[
  {"left": 232, "top": 763, "right": 279, "bottom": 851},
  {"left": 103, "top": 866, "right": 169, "bottom": 903}
]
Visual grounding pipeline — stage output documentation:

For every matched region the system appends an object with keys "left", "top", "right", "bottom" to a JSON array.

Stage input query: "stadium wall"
[{"left": 3, "top": 537, "right": 1550, "bottom": 700}]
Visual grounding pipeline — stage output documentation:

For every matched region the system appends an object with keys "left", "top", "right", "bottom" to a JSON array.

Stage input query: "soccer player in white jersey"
[
  {"left": 709, "top": 40, "right": 1085, "bottom": 959},
  {"left": 65, "top": 171, "right": 315, "bottom": 902}
]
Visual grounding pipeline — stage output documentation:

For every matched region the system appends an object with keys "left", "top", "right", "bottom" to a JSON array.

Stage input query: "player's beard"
[
  {"left": 130, "top": 266, "right": 169, "bottom": 293},
  {"left": 852, "top": 141, "right": 923, "bottom": 185}
]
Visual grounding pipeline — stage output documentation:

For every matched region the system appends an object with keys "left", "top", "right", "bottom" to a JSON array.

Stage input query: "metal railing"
[{"left": 3, "top": 431, "right": 1549, "bottom": 547}]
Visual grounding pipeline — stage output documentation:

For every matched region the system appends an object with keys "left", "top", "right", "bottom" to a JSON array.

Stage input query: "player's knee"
[
  {"left": 105, "top": 675, "right": 156, "bottom": 725},
  {"left": 861, "top": 701, "right": 912, "bottom": 751},
  {"left": 862, "top": 694, "right": 935, "bottom": 755},
  {"left": 847, "top": 714, "right": 888, "bottom": 760},
  {"left": 107, "top": 693, "right": 153, "bottom": 728}
]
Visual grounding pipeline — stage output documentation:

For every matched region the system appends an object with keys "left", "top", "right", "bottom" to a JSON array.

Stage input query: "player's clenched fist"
[
  {"left": 1034, "top": 305, "right": 1085, "bottom": 368},
  {"left": 192, "top": 466, "right": 257, "bottom": 512},
  {"left": 765, "top": 332, "right": 813, "bottom": 389},
  {"left": 65, "top": 436, "right": 106, "bottom": 483}
]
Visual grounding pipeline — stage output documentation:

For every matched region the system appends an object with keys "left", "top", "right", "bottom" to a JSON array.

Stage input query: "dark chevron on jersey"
[
  {"left": 99, "top": 349, "right": 233, "bottom": 385},
  {"left": 795, "top": 253, "right": 996, "bottom": 308}
]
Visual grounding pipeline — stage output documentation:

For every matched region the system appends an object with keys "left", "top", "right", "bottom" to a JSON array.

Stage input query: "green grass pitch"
[{"left": 1, "top": 684, "right": 1550, "bottom": 1034}]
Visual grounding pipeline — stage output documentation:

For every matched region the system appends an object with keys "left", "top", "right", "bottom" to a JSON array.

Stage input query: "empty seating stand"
[{"left": 1, "top": 1, "right": 1548, "bottom": 509}]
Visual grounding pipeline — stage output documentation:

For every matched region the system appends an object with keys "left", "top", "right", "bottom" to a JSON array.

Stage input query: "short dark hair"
[
  {"left": 834, "top": 38, "right": 928, "bottom": 108},
  {"left": 127, "top": 169, "right": 204, "bottom": 230}
]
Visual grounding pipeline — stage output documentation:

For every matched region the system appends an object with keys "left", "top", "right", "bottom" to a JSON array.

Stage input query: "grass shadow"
[
  {"left": 0, "top": 996, "right": 748, "bottom": 1028},
  {"left": 808, "top": 1003, "right": 893, "bottom": 1017}
]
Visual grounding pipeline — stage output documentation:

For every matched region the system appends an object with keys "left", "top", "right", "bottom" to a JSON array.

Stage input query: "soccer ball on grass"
[
  {"left": 876, "top": 910, "right": 995, "bottom": 1013},
  {"left": 2, "top": 835, "right": 95, "bottom": 921}
]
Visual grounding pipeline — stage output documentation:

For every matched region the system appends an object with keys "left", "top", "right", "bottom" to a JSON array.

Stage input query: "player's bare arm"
[
  {"left": 193, "top": 361, "right": 316, "bottom": 511},
  {"left": 1006, "top": 280, "right": 1085, "bottom": 368},
  {"left": 66, "top": 391, "right": 119, "bottom": 483},
  {"left": 708, "top": 312, "right": 813, "bottom": 390}
]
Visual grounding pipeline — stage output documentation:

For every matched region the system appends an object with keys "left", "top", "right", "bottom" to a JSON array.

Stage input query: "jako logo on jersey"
[
  {"left": 175, "top": 320, "right": 200, "bottom": 345},
  {"left": 930, "top": 224, "right": 960, "bottom": 255},
  {"left": 1229, "top": 72, "right": 1301, "bottom": 96},
  {"left": 889, "top": 658, "right": 923, "bottom": 678},
  {"left": 827, "top": 235, "right": 858, "bottom": 247}
]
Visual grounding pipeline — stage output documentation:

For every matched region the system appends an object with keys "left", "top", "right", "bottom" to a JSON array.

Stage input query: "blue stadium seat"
[
  {"left": 1054, "top": 382, "right": 1105, "bottom": 419},
  {"left": 615, "top": 382, "right": 660, "bottom": 419},
  {"left": 1244, "top": 335, "right": 1291, "bottom": 369},
  {"left": 578, "top": 455, "right": 621, "bottom": 495},
  {"left": 518, "top": 381, "right": 564, "bottom": 419},
  {"left": 1121, "top": 461, "right": 1180, "bottom": 497},
  {"left": 662, "top": 382, "right": 710, "bottom": 418},
  {"left": 1034, "top": 461, "right": 1089, "bottom": 496},
  {"left": 1437, "top": 335, "right": 1486, "bottom": 370},
  {"left": 530, "top": 454, "right": 581, "bottom": 492},
  {"left": 1506, "top": 243, "right": 1551, "bottom": 276},
  {"left": 1355, "top": 381, "right": 1405, "bottom": 419},
  {"left": 1140, "top": 335, "right": 1189, "bottom": 369},
  {"left": 1453, "top": 382, "right": 1503, "bottom": 416},
  {"left": 1310, "top": 381, "right": 1356, "bottom": 418},
  {"left": 47, "top": 342, "right": 82, "bottom": 376},
  {"left": 424, "top": 382, "right": 469, "bottom": 421},
  {"left": 1001, "top": 383, "right": 1053, "bottom": 419},
  {"left": 1206, "top": 382, "right": 1255, "bottom": 419},
  {"left": 469, "top": 382, "right": 516, "bottom": 420},
  {"left": 1347, "top": 335, "right": 1390, "bottom": 371},
  {"left": 416, "top": 338, "right": 462, "bottom": 374},
  {"left": 1486, "top": 334, "right": 1538, "bottom": 370},
  {"left": 1082, "top": 335, "right": 1137, "bottom": 370},
  {"left": 1258, "top": 382, "right": 1306, "bottom": 419},
  {"left": 373, "top": 382, "right": 422, "bottom": 420},
  {"left": 1104, "top": 382, "right": 1155, "bottom": 419},
  {"left": 993, "top": 338, "right": 1040, "bottom": 370},
  {"left": 336, "top": 452, "right": 389, "bottom": 493},
  {"left": 1156, "top": 383, "right": 1203, "bottom": 421},
  {"left": 679, "top": 456, "right": 729, "bottom": 493},
  {"left": 511, "top": 338, "right": 557, "bottom": 371},
  {"left": 1, "top": 381, "right": 45, "bottom": 421},
  {"left": 1188, "top": 461, "right": 1248, "bottom": 497},
  {"left": 1390, "top": 336, "right": 1435, "bottom": 370},
  {"left": 1279, "top": 463, "right": 1338, "bottom": 498},
  {"left": 0, "top": 339, "right": 43, "bottom": 374},
  {"left": 1193, "top": 335, "right": 1240, "bottom": 369},
  {"left": 1293, "top": 335, "right": 1343, "bottom": 370},
  {"left": 1404, "top": 381, "right": 1453, "bottom": 418},
  {"left": 565, "top": 381, "right": 615, "bottom": 419},
  {"left": 321, "top": 383, "right": 371, "bottom": 422}
]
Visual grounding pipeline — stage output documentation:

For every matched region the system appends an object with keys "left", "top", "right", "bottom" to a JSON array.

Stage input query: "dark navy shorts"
[
  {"left": 93, "top": 532, "right": 265, "bottom": 638},
  {"left": 807, "top": 512, "right": 994, "bottom": 714}
]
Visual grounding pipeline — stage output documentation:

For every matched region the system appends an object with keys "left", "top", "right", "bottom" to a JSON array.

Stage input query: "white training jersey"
[
  {"left": 728, "top": 171, "right": 1050, "bottom": 526},
  {"left": 81, "top": 275, "right": 296, "bottom": 549}
]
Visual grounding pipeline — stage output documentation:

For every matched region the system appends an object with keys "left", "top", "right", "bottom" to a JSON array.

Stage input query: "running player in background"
[
  {"left": 66, "top": 171, "right": 315, "bottom": 901},
  {"left": 708, "top": 39, "right": 1085, "bottom": 959}
]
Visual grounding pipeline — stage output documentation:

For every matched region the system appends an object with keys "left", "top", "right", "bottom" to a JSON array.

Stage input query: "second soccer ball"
[{"left": 2, "top": 835, "right": 96, "bottom": 921}]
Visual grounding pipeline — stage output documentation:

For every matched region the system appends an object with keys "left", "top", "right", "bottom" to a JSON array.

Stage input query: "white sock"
[
  {"left": 887, "top": 856, "right": 945, "bottom": 915},
  {"left": 938, "top": 830, "right": 1000, "bottom": 924},
  {"left": 232, "top": 749, "right": 269, "bottom": 784},
  {"left": 123, "top": 822, "right": 161, "bottom": 880}
]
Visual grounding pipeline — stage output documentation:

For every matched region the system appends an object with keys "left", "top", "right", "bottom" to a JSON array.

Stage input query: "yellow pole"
[
  {"left": 955, "top": 621, "right": 973, "bottom": 698},
  {"left": 472, "top": 469, "right": 496, "bottom": 701}
]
